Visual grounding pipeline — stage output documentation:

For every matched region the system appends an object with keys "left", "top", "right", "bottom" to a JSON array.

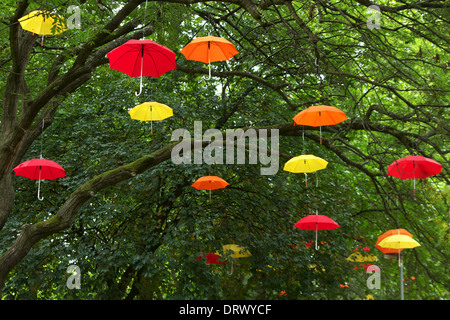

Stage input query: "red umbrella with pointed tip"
[
  {"left": 294, "top": 213, "right": 340, "bottom": 250},
  {"left": 13, "top": 158, "right": 66, "bottom": 201},
  {"left": 387, "top": 156, "right": 442, "bottom": 196},
  {"left": 107, "top": 39, "right": 176, "bottom": 96}
]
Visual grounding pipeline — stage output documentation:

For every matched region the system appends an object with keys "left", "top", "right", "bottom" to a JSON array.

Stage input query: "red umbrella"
[
  {"left": 191, "top": 175, "right": 229, "bottom": 202},
  {"left": 13, "top": 158, "right": 66, "bottom": 201},
  {"left": 387, "top": 156, "right": 442, "bottom": 196},
  {"left": 196, "top": 253, "right": 226, "bottom": 265},
  {"left": 294, "top": 213, "right": 340, "bottom": 250},
  {"left": 107, "top": 39, "right": 176, "bottom": 96}
]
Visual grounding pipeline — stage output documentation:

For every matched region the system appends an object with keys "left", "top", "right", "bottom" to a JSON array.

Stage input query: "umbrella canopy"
[
  {"left": 192, "top": 175, "right": 229, "bottom": 202},
  {"left": 196, "top": 253, "right": 226, "bottom": 265},
  {"left": 192, "top": 175, "right": 229, "bottom": 190},
  {"left": 216, "top": 244, "right": 251, "bottom": 275},
  {"left": 128, "top": 102, "right": 173, "bottom": 134},
  {"left": 19, "top": 10, "right": 67, "bottom": 45},
  {"left": 293, "top": 105, "right": 347, "bottom": 144},
  {"left": 107, "top": 39, "right": 176, "bottom": 96},
  {"left": 284, "top": 154, "right": 328, "bottom": 173},
  {"left": 387, "top": 156, "right": 442, "bottom": 196},
  {"left": 283, "top": 154, "right": 328, "bottom": 187},
  {"left": 376, "top": 229, "right": 413, "bottom": 255},
  {"left": 294, "top": 214, "right": 340, "bottom": 250},
  {"left": 377, "top": 235, "right": 421, "bottom": 250},
  {"left": 218, "top": 244, "right": 252, "bottom": 258},
  {"left": 180, "top": 36, "right": 239, "bottom": 80},
  {"left": 13, "top": 158, "right": 66, "bottom": 201}
]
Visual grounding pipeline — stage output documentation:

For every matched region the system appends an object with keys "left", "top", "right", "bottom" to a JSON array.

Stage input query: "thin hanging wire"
[
  {"left": 40, "top": 118, "right": 44, "bottom": 159},
  {"left": 135, "top": 0, "right": 149, "bottom": 97},
  {"left": 141, "top": 0, "right": 148, "bottom": 40}
]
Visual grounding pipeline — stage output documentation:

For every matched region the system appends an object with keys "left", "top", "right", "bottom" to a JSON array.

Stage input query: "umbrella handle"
[
  {"left": 315, "top": 228, "right": 319, "bottom": 250},
  {"left": 135, "top": 55, "right": 144, "bottom": 96},
  {"left": 203, "top": 62, "right": 211, "bottom": 81},
  {"left": 320, "top": 125, "right": 322, "bottom": 144},
  {"left": 228, "top": 260, "right": 234, "bottom": 275},
  {"left": 204, "top": 46, "right": 211, "bottom": 80},
  {"left": 37, "top": 176, "right": 44, "bottom": 201},
  {"left": 314, "top": 223, "right": 320, "bottom": 250},
  {"left": 135, "top": 75, "right": 143, "bottom": 96}
]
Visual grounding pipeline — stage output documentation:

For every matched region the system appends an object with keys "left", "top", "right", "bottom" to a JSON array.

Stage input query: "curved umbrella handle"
[
  {"left": 228, "top": 260, "right": 234, "bottom": 275},
  {"left": 135, "top": 55, "right": 144, "bottom": 96},
  {"left": 203, "top": 62, "right": 212, "bottom": 81},
  {"left": 37, "top": 177, "right": 44, "bottom": 201},
  {"left": 135, "top": 75, "right": 143, "bottom": 96}
]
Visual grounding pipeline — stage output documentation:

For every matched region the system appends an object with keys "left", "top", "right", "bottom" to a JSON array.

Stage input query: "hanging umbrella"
[
  {"left": 180, "top": 36, "right": 239, "bottom": 80},
  {"left": 128, "top": 101, "right": 173, "bottom": 134},
  {"left": 13, "top": 158, "right": 66, "bottom": 201},
  {"left": 107, "top": 39, "right": 176, "bottom": 96},
  {"left": 378, "top": 234, "right": 420, "bottom": 250},
  {"left": 196, "top": 253, "right": 226, "bottom": 265},
  {"left": 294, "top": 213, "right": 340, "bottom": 250},
  {"left": 191, "top": 175, "right": 229, "bottom": 202},
  {"left": 283, "top": 154, "right": 328, "bottom": 187},
  {"left": 293, "top": 105, "right": 347, "bottom": 144},
  {"left": 376, "top": 228, "right": 413, "bottom": 258},
  {"left": 19, "top": 10, "right": 67, "bottom": 46},
  {"left": 216, "top": 244, "right": 251, "bottom": 275},
  {"left": 387, "top": 155, "right": 442, "bottom": 196},
  {"left": 377, "top": 231, "right": 420, "bottom": 300}
]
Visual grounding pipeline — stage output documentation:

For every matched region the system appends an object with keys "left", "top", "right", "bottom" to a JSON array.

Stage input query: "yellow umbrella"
[
  {"left": 218, "top": 244, "right": 252, "bottom": 258},
  {"left": 128, "top": 102, "right": 173, "bottom": 134},
  {"left": 216, "top": 244, "right": 251, "bottom": 275},
  {"left": 377, "top": 235, "right": 421, "bottom": 249},
  {"left": 283, "top": 154, "right": 328, "bottom": 187},
  {"left": 377, "top": 232, "right": 420, "bottom": 300},
  {"left": 19, "top": 10, "right": 67, "bottom": 45}
]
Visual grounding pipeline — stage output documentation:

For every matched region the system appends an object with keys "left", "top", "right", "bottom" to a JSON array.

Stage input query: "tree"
[{"left": 0, "top": 0, "right": 448, "bottom": 299}]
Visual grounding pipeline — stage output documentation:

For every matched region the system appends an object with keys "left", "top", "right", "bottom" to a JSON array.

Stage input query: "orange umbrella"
[
  {"left": 293, "top": 105, "right": 347, "bottom": 144},
  {"left": 180, "top": 36, "right": 238, "bottom": 80},
  {"left": 191, "top": 175, "right": 229, "bottom": 201},
  {"left": 375, "top": 228, "right": 413, "bottom": 256}
]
